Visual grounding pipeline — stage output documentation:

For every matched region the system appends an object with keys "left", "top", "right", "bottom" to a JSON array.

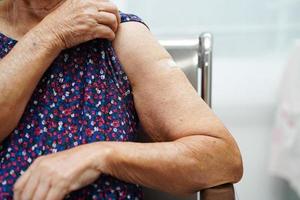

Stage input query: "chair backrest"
[{"left": 160, "top": 39, "right": 199, "bottom": 91}]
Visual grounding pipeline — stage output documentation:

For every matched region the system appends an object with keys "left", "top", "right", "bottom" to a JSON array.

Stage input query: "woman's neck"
[
  {"left": 0, "top": 0, "right": 64, "bottom": 39},
  {"left": 14, "top": 0, "right": 65, "bottom": 18}
]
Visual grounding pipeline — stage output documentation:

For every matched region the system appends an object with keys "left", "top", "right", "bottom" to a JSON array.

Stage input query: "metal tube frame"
[
  {"left": 197, "top": 33, "right": 235, "bottom": 200},
  {"left": 199, "top": 33, "right": 213, "bottom": 107}
]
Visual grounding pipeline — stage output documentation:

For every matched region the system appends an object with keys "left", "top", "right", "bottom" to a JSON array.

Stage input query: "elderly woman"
[{"left": 0, "top": 0, "right": 243, "bottom": 200}]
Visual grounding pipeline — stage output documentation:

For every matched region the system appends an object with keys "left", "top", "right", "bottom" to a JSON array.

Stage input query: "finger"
[
  {"left": 13, "top": 168, "right": 33, "bottom": 200},
  {"left": 32, "top": 178, "right": 51, "bottom": 200},
  {"left": 45, "top": 185, "right": 66, "bottom": 200},
  {"left": 116, "top": 11, "right": 121, "bottom": 27},
  {"left": 96, "top": 11, "right": 118, "bottom": 32},
  {"left": 97, "top": 2, "right": 120, "bottom": 24},
  {"left": 20, "top": 170, "right": 40, "bottom": 200},
  {"left": 94, "top": 24, "right": 115, "bottom": 41}
]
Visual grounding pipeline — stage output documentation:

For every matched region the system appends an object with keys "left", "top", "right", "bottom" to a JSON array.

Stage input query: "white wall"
[
  {"left": 123, "top": 0, "right": 300, "bottom": 57},
  {"left": 213, "top": 57, "right": 288, "bottom": 200},
  {"left": 115, "top": 1, "right": 300, "bottom": 199}
]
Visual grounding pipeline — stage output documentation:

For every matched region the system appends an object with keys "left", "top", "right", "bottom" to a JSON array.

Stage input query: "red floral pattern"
[{"left": 0, "top": 13, "right": 146, "bottom": 200}]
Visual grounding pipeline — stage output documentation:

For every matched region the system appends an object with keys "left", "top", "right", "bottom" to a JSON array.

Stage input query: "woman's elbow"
[
  {"left": 227, "top": 142, "right": 243, "bottom": 184},
  {"left": 222, "top": 129, "right": 243, "bottom": 184},
  {"left": 183, "top": 132, "right": 243, "bottom": 190},
  {"left": 173, "top": 136, "right": 242, "bottom": 196},
  {"left": 209, "top": 135, "right": 244, "bottom": 187},
  {"left": 194, "top": 139, "right": 243, "bottom": 192},
  {"left": 204, "top": 128, "right": 243, "bottom": 185}
]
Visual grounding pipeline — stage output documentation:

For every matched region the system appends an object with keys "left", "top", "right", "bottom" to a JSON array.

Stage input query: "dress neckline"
[{"left": 0, "top": 31, "right": 18, "bottom": 43}]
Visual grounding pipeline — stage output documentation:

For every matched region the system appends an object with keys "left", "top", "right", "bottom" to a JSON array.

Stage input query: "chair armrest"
[{"left": 200, "top": 184, "right": 235, "bottom": 200}]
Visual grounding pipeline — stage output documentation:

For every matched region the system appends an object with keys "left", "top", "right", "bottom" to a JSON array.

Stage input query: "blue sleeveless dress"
[{"left": 0, "top": 13, "right": 147, "bottom": 200}]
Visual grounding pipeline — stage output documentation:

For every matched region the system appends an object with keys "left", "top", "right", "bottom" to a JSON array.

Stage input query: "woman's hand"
[
  {"left": 13, "top": 144, "right": 106, "bottom": 200},
  {"left": 34, "top": 0, "right": 121, "bottom": 49},
  {"left": 0, "top": 0, "right": 120, "bottom": 140}
]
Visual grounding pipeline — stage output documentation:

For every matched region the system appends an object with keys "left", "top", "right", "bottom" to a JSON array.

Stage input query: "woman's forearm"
[
  {"left": 91, "top": 135, "right": 242, "bottom": 195},
  {"left": 0, "top": 29, "right": 61, "bottom": 141}
]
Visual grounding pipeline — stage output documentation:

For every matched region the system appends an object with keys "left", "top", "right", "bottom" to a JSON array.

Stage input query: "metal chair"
[
  {"left": 142, "top": 33, "right": 236, "bottom": 200},
  {"left": 198, "top": 33, "right": 235, "bottom": 200}
]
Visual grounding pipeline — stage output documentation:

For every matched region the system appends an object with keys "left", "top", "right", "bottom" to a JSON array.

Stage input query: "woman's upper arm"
[{"left": 112, "top": 22, "right": 231, "bottom": 142}]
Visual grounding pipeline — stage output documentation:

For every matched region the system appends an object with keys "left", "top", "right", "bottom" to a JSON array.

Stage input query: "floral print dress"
[{"left": 0, "top": 13, "right": 147, "bottom": 200}]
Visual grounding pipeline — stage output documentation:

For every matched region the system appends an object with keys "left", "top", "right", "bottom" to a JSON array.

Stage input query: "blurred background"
[{"left": 113, "top": 1, "right": 300, "bottom": 200}]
